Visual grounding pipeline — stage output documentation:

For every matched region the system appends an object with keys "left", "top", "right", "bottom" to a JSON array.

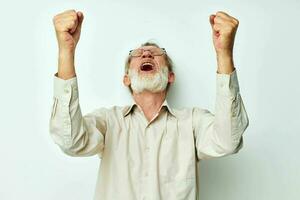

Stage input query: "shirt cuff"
[
  {"left": 216, "top": 68, "right": 240, "bottom": 98},
  {"left": 53, "top": 72, "right": 79, "bottom": 104}
]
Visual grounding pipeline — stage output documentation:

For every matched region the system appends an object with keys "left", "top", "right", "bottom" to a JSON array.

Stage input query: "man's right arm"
[
  {"left": 49, "top": 10, "right": 107, "bottom": 157},
  {"left": 49, "top": 73, "right": 107, "bottom": 157}
]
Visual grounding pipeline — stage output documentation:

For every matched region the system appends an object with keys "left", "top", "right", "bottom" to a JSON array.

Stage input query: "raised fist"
[
  {"left": 209, "top": 11, "right": 239, "bottom": 56},
  {"left": 52, "top": 9, "right": 84, "bottom": 52}
]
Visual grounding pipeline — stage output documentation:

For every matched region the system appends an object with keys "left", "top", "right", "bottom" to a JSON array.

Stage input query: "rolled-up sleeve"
[
  {"left": 49, "top": 73, "right": 107, "bottom": 157},
  {"left": 192, "top": 69, "right": 249, "bottom": 160}
]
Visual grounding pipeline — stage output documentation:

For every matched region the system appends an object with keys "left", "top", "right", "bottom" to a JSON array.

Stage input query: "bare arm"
[
  {"left": 57, "top": 50, "right": 76, "bottom": 79},
  {"left": 209, "top": 11, "right": 239, "bottom": 74},
  {"left": 52, "top": 9, "right": 84, "bottom": 79}
]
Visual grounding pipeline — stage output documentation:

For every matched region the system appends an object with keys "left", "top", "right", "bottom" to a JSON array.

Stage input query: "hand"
[
  {"left": 209, "top": 11, "right": 239, "bottom": 57},
  {"left": 53, "top": 9, "right": 84, "bottom": 52}
]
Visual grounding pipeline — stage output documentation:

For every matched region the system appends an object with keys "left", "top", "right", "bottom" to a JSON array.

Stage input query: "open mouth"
[{"left": 140, "top": 62, "right": 155, "bottom": 72}]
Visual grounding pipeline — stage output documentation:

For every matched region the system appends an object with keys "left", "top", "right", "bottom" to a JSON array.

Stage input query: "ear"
[
  {"left": 123, "top": 74, "right": 131, "bottom": 86},
  {"left": 168, "top": 72, "right": 175, "bottom": 83}
]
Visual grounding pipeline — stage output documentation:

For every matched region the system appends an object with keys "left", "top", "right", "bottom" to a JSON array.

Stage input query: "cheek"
[
  {"left": 155, "top": 57, "right": 167, "bottom": 66},
  {"left": 130, "top": 60, "right": 140, "bottom": 69}
]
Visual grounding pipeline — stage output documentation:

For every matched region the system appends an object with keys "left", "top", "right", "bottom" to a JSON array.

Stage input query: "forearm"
[
  {"left": 57, "top": 49, "right": 76, "bottom": 80},
  {"left": 216, "top": 52, "right": 235, "bottom": 74}
]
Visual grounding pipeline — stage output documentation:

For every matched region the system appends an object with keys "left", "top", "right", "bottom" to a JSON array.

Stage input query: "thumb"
[
  {"left": 209, "top": 14, "right": 216, "bottom": 29},
  {"left": 76, "top": 11, "right": 84, "bottom": 30},
  {"left": 209, "top": 14, "right": 219, "bottom": 36},
  {"left": 72, "top": 11, "right": 84, "bottom": 39}
]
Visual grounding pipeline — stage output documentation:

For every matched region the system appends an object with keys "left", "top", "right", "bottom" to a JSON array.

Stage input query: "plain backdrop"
[{"left": 0, "top": 0, "right": 299, "bottom": 199}]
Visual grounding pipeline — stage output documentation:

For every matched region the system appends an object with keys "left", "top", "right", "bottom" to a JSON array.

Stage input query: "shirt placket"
[
  {"left": 136, "top": 105, "right": 164, "bottom": 200},
  {"left": 140, "top": 124, "right": 151, "bottom": 200}
]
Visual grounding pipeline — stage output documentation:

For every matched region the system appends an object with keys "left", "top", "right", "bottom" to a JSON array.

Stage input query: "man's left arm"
[
  {"left": 192, "top": 11, "right": 249, "bottom": 160},
  {"left": 193, "top": 68, "right": 249, "bottom": 160}
]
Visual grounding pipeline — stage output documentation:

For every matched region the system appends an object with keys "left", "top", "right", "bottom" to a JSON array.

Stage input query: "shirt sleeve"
[
  {"left": 192, "top": 68, "right": 249, "bottom": 160},
  {"left": 49, "top": 73, "right": 107, "bottom": 158}
]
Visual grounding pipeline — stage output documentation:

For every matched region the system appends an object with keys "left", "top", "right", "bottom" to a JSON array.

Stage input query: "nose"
[{"left": 141, "top": 50, "right": 154, "bottom": 58}]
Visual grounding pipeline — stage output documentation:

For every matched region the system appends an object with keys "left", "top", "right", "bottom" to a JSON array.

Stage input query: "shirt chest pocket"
[{"left": 158, "top": 116, "right": 196, "bottom": 183}]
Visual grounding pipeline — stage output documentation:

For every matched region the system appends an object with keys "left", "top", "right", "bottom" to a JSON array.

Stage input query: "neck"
[{"left": 132, "top": 90, "right": 167, "bottom": 121}]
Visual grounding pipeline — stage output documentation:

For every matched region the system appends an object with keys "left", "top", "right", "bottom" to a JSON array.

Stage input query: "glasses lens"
[
  {"left": 130, "top": 49, "right": 142, "bottom": 57},
  {"left": 151, "top": 48, "right": 163, "bottom": 56}
]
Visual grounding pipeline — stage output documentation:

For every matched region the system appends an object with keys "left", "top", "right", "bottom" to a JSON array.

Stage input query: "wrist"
[
  {"left": 217, "top": 54, "right": 233, "bottom": 64},
  {"left": 216, "top": 50, "right": 233, "bottom": 59},
  {"left": 57, "top": 49, "right": 76, "bottom": 80},
  {"left": 59, "top": 48, "right": 75, "bottom": 58},
  {"left": 216, "top": 53, "right": 235, "bottom": 74}
]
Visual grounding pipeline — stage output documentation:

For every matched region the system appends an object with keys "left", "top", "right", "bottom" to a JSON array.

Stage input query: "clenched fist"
[
  {"left": 209, "top": 11, "right": 239, "bottom": 56},
  {"left": 53, "top": 9, "right": 84, "bottom": 52}
]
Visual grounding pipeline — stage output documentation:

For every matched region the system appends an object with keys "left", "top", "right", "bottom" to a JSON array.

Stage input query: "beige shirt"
[{"left": 49, "top": 69, "right": 249, "bottom": 200}]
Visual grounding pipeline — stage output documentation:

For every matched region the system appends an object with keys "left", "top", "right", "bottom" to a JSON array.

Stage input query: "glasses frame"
[{"left": 129, "top": 47, "right": 166, "bottom": 57}]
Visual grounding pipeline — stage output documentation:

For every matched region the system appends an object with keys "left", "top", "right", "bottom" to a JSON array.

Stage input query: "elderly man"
[{"left": 50, "top": 9, "right": 249, "bottom": 200}]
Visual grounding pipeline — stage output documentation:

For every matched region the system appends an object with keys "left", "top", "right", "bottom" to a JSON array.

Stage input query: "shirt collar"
[{"left": 122, "top": 98, "right": 177, "bottom": 118}]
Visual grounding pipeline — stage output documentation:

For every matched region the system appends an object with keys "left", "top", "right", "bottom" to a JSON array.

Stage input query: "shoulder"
[
  {"left": 87, "top": 105, "right": 128, "bottom": 117},
  {"left": 168, "top": 105, "right": 193, "bottom": 120},
  {"left": 104, "top": 105, "right": 134, "bottom": 119},
  {"left": 170, "top": 105, "right": 210, "bottom": 120}
]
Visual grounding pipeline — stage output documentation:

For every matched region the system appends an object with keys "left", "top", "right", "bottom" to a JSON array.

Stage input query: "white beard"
[{"left": 128, "top": 66, "right": 169, "bottom": 94}]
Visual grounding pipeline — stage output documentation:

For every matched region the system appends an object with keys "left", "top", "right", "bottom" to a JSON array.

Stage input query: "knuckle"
[
  {"left": 71, "top": 20, "right": 77, "bottom": 26},
  {"left": 235, "top": 19, "right": 239, "bottom": 25},
  {"left": 69, "top": 20, "right": 75, "bottom": 26},
  {"left": 230, "top": 17, "right": 238, "bottom": 23},
  {"left": 230, "top": 21, "right": 238, "bottom": 28},
  {"left": 70, "top": 12, "right": 77, "bottom": 18},
  {"left": 70, "top": 10, "right": 77, "bottom": 16},
  {"left": 72, "top": 15, "right": 78, "bottom": 21},
  {"left": 53, "top": 14, "right": 60, "bottom": 21},
  {"left": 53, "top": 18, "right": 60, "bottom": 26}
]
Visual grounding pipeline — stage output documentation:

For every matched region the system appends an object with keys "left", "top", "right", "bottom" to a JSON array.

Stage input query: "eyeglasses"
[{"left": 129, "top": 47, "right": 166, "bottom": 57}]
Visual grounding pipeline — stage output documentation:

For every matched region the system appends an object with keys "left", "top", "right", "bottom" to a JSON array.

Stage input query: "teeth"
[
  {"left": 142, "top": 62, "right": 153, "bottom": 66},
  {"left": 141, "top": 62, "right": 154, "bottom": 71}
]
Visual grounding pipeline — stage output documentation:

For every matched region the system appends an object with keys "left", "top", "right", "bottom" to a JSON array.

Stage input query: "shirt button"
[
  {"left": 64, "top": 88, "right": 70, "bottom": 93},
  {"left": 145, "top": 172, "right": 148, "bottom": 177},
  {"left": 145, "top": 147, "right": 150, "bottom": 151}
]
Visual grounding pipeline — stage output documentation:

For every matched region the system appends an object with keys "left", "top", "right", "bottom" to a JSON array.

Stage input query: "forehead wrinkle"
[{"left": 138, "top": 45, "right": 159, "bottom": 50}]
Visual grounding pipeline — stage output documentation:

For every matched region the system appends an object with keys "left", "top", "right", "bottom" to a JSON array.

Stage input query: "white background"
[{"left": 0, "top": 0, "right": 299, "bottom": 199}]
